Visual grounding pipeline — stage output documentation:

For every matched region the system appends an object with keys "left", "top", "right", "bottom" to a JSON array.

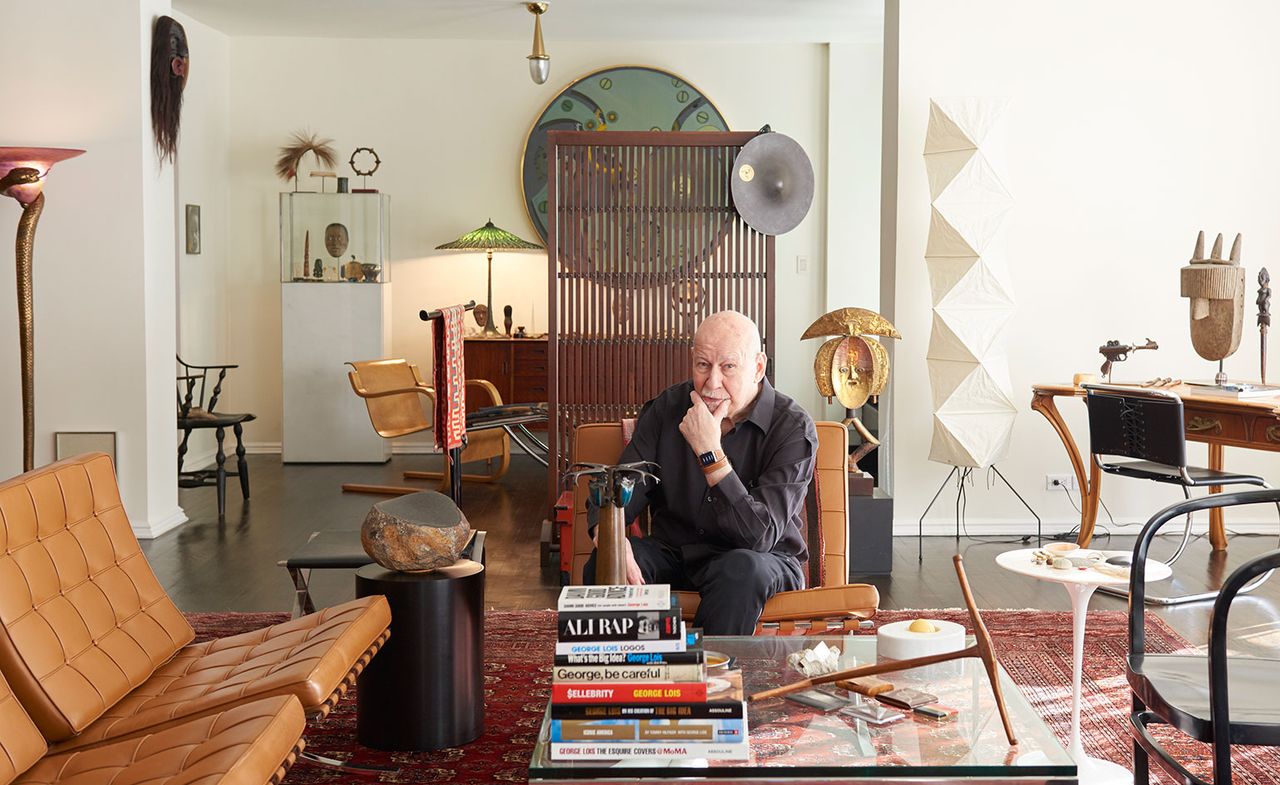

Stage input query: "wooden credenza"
[{"left": 463, "top": 337, "right": 548, "bottom": 413}]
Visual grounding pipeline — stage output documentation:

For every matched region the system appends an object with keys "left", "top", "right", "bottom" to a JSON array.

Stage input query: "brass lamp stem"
[
  {"left": 15, "top": 192, "right": 43, "bottom": 472},
  {"left": 483, "top": 248, "right": 500, "bottom": 336}
]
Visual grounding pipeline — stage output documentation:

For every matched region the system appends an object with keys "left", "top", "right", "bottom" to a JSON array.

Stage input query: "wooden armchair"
[
  {"left": 341, "top": 358, "right": 509, "bottom": 496},
  {"left": 565, "top": 420, "right": 880, "bottom": 633},
  {"left": 176, "top": 354, "right": 256, "bottom": 519}
]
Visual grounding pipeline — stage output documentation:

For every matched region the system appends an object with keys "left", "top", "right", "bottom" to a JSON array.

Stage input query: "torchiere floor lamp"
[{"left": 0, "top": 147, "right": 84, "bottom": 472}]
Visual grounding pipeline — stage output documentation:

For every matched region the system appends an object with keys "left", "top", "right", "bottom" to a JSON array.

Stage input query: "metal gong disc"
[{"left": 730, "top": 131, "right": 815, "bottom": 236}]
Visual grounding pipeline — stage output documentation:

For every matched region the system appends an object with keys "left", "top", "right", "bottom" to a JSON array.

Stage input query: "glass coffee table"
[{"left": 529, "top": 634, "right": 1075, "bottom": 783}]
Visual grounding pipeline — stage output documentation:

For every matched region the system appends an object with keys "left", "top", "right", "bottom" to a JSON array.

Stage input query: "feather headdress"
[{"left": 275, "top": 130, "right": 337, "bottom": 185}]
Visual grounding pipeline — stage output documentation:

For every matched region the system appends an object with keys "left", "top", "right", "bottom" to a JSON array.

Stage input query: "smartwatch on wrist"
[{"left": 698, "top": 449, "right": 729, "bottom": 475}]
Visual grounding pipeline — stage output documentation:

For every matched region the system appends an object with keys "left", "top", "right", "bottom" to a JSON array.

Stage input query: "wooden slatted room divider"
[{"left": 545, "top": 130, "right": 776, "bottom": 501}]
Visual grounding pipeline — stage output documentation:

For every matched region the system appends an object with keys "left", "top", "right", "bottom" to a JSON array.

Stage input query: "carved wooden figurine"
[
  {"left": 1259, "top": 267, "right": 1271, "bottom": 384},
  {"left": 562, "top": 461, "right": 660, "bottom": 585},
  {"left": 1180, "top": 231, "right": 1245, "bottom": 383}
]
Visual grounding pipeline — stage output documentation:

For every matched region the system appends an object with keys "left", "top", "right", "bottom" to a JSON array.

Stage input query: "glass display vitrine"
[{"left": 280, "top": 192, "right": 389, "bottom": 283}]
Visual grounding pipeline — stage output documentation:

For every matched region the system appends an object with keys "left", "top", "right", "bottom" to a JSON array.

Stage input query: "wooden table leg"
[
  {"left": 1030, "top": 391, "right": 1097, "bottom": 544},
  {"left": 1079, "top": 460, "right": 1102, "bottom": 548},
  {"left": 1208, "top": 443, "right": 1227, "bottom": 551}
]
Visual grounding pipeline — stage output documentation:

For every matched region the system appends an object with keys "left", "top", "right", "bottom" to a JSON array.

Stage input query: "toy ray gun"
[
  {"left": 1099, "top": 338, "right": 1158, "bottom": 379},
  {"left": 561, "top": 461, "right": 660, "bottom": 585}
]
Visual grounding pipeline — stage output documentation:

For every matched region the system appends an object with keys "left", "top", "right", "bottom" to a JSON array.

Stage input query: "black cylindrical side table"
[{"left": 355, "top": 559, "right": 484, "bottom": 750}]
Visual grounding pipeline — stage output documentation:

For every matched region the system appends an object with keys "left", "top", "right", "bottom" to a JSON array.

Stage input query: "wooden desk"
[{"left": 1031, "top": 383, "right": 1280, "bottom": 551}]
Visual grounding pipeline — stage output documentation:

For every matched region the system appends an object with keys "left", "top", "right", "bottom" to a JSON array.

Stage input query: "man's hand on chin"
[{"left": 680, "top": 390, "right": 727, "bottom": 455}]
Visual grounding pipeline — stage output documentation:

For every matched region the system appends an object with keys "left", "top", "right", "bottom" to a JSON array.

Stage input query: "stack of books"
[{"left": 548, "top": 584, "right": 748, "bottom": 761}]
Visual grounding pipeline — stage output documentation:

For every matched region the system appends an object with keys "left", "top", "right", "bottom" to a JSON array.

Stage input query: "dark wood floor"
[{"left": 147, "top": 454, "right": 1280, "bottom": 657}]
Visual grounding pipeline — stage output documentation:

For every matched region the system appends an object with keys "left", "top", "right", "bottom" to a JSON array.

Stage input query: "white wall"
[
  {"left": 0, "top": 0, "right": 182, "bottom": 537},
  {"left": 893, "top": 0, "right": 1280, "bottom": 533},
  {"left": 222, "top": 38, "right": 865, "bottom": 451},
  {"left": 175, "top": 13, "right": 231, "bottom": 468}
]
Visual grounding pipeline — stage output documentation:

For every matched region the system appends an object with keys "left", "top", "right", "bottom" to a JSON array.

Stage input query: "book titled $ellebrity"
[
  {"left": 552, "top": 681, "right": 707, "bottom": 704},
  {"left": 554, "top": 623, "right": 690, "bottom": 656},
  {"left": 557, "top": 584, "right": 670, "bottom": 612},
  {"left": 550, "top": 700, "right": 745, "bottom": 720},
  {"left": 552, "top": 662, "right": 705, "bottom": 683},
  {"left": 549, "top": 742, "right": 748, "bottom": 760}
]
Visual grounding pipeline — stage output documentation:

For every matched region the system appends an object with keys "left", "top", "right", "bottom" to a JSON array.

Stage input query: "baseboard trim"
[
  {"left": 134, "top": 507, "right": 188, "bottom": 540},
  {"left": 900, "top": 518, "right": 1280, "bottom": 537},
  {"left": 244, "top": 442, "right": 282, "bottom": 454}
]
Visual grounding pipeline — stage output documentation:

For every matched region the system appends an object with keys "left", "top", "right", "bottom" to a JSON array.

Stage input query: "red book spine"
[{"left": 552, "top": 682, "right": 708, "bottom": 704}]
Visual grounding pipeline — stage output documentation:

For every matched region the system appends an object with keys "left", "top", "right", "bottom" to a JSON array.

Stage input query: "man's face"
[{"left": 692, "top": 330, "right": 764, "bottom": 421}]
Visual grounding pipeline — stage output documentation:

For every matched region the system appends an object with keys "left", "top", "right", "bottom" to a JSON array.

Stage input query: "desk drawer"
[{"left": 1184, "top": 410, "right": 1247, "bottom": 442}]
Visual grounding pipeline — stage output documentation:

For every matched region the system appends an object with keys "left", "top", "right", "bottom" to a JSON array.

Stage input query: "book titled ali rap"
[{"left": 556, "top": 606, "right": 682, "bottom": 642}]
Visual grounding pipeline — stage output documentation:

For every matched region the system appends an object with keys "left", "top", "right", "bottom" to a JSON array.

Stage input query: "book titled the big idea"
[{"left": 546, "top": 585, "right": 749, "bottom": 761}]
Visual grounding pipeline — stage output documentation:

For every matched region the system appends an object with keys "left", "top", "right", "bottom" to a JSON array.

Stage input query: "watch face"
[{"left": 698, "top": 451, "right": 718, "bottom": 467}]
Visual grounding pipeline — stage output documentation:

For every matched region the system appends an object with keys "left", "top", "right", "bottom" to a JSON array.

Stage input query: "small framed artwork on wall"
[
  {"left": 55, "top": 431, "right": 117, "bottom": 466},
  {"left": 185, "top": 204, "right": 201, "bottom": 254}
]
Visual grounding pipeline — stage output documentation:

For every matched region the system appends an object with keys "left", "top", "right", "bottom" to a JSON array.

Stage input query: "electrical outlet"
[
  {"left": 1045, "top": 474, "right": 1077, "bottom": 491},
  {"left": 796, "top": 255, "right": 808, "bottom": 273}
]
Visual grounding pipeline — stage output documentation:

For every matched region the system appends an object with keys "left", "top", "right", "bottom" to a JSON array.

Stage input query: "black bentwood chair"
[
  {"left": 1084, "top": 383, "right": 1276, "bottom": 604},
  {"left": 1128, "top": 490, "right": 1280, "bottom": 785}
]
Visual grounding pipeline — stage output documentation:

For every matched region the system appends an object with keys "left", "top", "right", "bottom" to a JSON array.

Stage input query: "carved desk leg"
[
  {"left": 1030, "top": 391, "right": 1098, "bottom": 546},
  {"left": 1208, "top": 443, "right": 1227, "bottom": 551}
]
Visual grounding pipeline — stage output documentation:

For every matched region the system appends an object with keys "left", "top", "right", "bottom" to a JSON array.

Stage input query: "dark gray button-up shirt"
[{"left": 592, "top": 378, "right": 817, "bottom": 570}]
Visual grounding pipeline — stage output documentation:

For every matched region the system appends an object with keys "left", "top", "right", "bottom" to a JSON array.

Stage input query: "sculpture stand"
[
  {"left": 749, "top": 554, "right": 1018, "bottom": 747},
  {"left": 916, "top": 465, "right": 1040, "bottom": 563}
]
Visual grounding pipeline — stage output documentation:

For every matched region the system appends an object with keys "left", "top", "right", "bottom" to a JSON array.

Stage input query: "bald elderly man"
[{"left": 583, "top": 310, "right": 817, "bottom": 634}]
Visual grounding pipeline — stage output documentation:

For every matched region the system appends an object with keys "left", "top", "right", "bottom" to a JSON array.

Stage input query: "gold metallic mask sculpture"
[
  {"left": 802, "top": 308, "right": 901, "bottom": 409},
  {"left": 1180, "top": 230, "right": 1244, "bottom": 383}
]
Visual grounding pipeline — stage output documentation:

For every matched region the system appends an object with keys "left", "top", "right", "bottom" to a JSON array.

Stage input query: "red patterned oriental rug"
[{"left": 184, "top": 609, "right": 1278, "bottom": 784}]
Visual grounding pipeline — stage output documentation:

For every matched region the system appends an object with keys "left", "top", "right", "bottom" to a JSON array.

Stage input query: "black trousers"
[{"left": 583, "top": 537, "right": 803, "bottom": 635}]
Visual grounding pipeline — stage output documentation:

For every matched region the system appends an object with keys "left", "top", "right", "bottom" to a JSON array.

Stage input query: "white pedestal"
[{"left": 282, "top": 282, "right": 392, "bottom": 462}]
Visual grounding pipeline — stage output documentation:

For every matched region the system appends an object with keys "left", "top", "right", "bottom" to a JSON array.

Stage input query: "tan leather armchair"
[
  {"left": 0, "top": 453, "right": 390, "bottom": 755},
  {"left": 568, "top": 421, "right": 879, "bottom": 632},
  {"left": 342, "top": 358, "right": 510, "bottom": 495}
]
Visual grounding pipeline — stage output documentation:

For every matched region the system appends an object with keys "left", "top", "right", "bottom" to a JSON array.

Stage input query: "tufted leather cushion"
[
  {"left": 51, "top": 597, "right": 390, "bottom": 752},
  {"left": 0, "top": 665, "right": 47, "bottom": 785},
  {"left": 17, "top": 695, "right": 306, "bottom": 785},
  {"left": 0, "top": 454, "right": 194, "bottom": 741}
]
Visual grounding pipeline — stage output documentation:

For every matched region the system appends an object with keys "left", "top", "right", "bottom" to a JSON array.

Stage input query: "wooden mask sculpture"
[
  {"left": 1181, "top": 230, "right": 1244, "bottom": 382},
  {"left": 150, "top": 15, "right": 189, "bottom": 164},
  {"left": 803, "top": 307, "right": 901, "bottom": 409}
]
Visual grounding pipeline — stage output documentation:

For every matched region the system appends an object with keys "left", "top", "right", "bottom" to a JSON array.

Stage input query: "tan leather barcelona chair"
[
  {"left": 0, "top": 668, "right": 307, "bottom": 785},
  {"left": 0, "top": 453, "right": 390, "bottom": 753},
  {"left": 341, "top": 358, "right": 510, "bottom": 496},
  {"left": 568, "top": 420, "right": 879, "bottom": 633}
]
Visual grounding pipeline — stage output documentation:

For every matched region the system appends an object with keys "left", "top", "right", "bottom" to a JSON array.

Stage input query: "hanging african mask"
[
  {"left": 150, "top": 15, "right": 189, "bottom": 164},
  {"left": 1180, "top": 230, "right": 1245, "bottom": 368},
  {"left": 802, "top": 307, "right": 901, "bottom": 409}
]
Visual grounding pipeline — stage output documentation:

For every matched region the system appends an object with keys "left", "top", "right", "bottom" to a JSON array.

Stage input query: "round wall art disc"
[{"left": 521, "top": 65, "right": 729, "bottom": 243}]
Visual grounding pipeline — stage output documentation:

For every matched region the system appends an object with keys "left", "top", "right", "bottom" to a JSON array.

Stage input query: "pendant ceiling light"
[{"left": 527, "top": 3, "right": 550, "bottom": 85}]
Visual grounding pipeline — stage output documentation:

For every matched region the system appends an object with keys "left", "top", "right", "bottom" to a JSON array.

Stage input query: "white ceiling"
[{"left": 172, "top": 0, "right": 883, "bottom": 43}]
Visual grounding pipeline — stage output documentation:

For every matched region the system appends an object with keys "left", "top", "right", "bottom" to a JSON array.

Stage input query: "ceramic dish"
[{"left": 706, "top": 651, "right": 732, "bottom": 669}]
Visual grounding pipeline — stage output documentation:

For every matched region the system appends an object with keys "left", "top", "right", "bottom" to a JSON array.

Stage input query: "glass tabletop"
[{"left": 529, "top": 634, "right": 1075, "bottom": 782}]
